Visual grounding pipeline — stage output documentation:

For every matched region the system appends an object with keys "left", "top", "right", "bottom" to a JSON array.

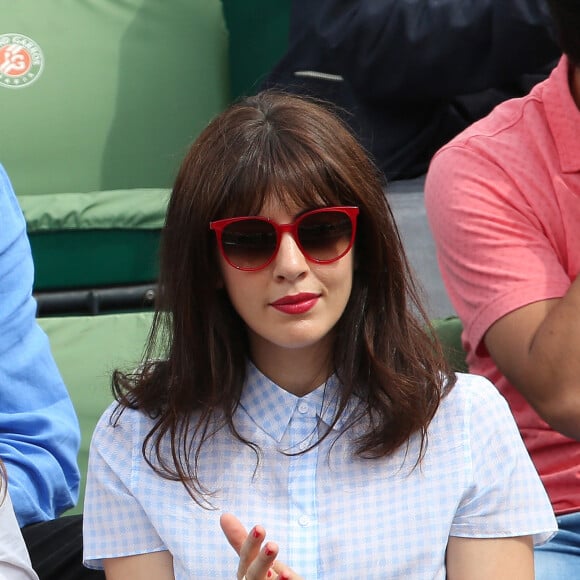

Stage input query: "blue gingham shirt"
[{"left": 83, "top": 365, "right": 556, "bottom": 578}]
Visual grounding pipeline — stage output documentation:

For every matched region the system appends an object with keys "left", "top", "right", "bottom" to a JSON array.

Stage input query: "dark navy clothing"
[{"left": 263, "top": 0, "right": 560, "bottom": 180}]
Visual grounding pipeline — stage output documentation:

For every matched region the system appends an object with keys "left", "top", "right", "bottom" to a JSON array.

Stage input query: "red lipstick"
[{"left": 270, "top": 293, "right": 320, "bottom": 314}]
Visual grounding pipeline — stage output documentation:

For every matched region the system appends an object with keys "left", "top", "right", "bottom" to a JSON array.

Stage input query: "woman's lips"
[{"left": 270, "top": 293, "right": 320, "bottom": 314}]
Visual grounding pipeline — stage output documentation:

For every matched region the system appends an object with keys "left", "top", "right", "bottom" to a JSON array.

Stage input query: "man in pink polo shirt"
[{"left": 425, "top": 0, "right": 580, "bottom": 576}]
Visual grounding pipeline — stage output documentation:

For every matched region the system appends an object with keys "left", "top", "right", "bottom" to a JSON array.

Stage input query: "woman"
[
  {"left": 0, "top": 460, "right": 40, "bottom": 580},
  {"left": 83, "top": 91, "right": 556, "bottom": 579}
]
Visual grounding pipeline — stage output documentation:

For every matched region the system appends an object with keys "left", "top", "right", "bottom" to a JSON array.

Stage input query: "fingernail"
[
  {"left": 265, "top": 546, "right": 274, "bottom": 556},
  {"left": 267, "top": 571, "right": 273, "bottom": 578},
  {"left": 252, "top": 527, "right": 260, "bottom": 539}
]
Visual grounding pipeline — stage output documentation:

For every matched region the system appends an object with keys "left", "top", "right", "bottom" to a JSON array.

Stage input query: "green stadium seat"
[
  {"left": 1, "top": 1, "right": 229, "bottom": 195},
  {"left": 431, "top": 316, "right": 468, "bottom": 374},
  {"left": 1, "top": 1, "right": 229, "bottom": 309},
  {"left": 38, "top": 312, "right": 154, "bottom": 514}
]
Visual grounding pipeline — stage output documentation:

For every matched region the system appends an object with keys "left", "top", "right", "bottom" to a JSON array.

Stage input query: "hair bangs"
[{"left": 214, "top": 122, "right": 354, "bottom": 219}]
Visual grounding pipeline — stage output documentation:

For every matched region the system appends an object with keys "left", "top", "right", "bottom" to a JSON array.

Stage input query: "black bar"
[{"left": 34, "top": 284, "right": 157, "bottom": 317}]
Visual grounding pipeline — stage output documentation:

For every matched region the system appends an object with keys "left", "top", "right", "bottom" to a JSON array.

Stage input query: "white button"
[
  {"left": 298, "top": 402, "right": 308, "bottom": 414},
  {"left": 298, "top": 515, "right": 311, "bottom": 527}
]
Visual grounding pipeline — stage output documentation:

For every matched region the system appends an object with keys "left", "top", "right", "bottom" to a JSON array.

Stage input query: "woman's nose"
[{"left": 272, "top": 232, "right": 309, "bottom": 280}]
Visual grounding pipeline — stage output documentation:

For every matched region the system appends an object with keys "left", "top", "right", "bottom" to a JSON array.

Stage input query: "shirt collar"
[
  {"left": 239, "top": 361, "right": 360, "bottom": 443},
  {"left": 544, "top": 55, "right": 580, "bottom": 173}
]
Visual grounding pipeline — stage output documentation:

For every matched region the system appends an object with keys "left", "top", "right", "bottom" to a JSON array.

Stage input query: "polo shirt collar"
[
  {"left": 239, "top": 361, "right": 360, "bottom": 443},
  {"left": 544, "top": 55, "right": 580, "bottom": 174}
]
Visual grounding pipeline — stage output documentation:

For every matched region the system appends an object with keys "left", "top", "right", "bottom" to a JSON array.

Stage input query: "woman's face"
[{"left": 217, "top": 200, "right": 354, "bottom": 367}]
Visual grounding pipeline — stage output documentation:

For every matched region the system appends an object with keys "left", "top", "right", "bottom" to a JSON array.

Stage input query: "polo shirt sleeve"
[
  {"left": 425, "top": 144, "right": 570, "bottom": 355},
  {"left": 83, "top": 404, "right": 167, "bottom": 570},
  {"left": 450, "top": 376, "right": 556, "bottom": 544}
]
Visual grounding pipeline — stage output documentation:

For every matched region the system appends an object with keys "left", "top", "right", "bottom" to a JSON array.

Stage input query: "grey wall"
[{"left": 386, "top": 177, "right": 455, "bottom": 319}]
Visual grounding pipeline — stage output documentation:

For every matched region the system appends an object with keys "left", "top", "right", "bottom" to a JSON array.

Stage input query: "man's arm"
[
  {"left": 425, "top": 143, "right": 578, "bottom": 439},
  {"left": 0, "top": 165, "right": 80, "bottom": 525},
  {"left": 316, "top": 0, "right": 559, "bottom": 99},
  {"left": 485, "top": 278, "right": 580, "bottom": 440}
]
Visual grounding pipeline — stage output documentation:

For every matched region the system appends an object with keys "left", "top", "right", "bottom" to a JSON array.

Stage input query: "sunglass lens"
[
  {"left": 221, "top": 220, "right": 277, "bottom": 269},
  {"left": 298, "top": 211, "right": 353, "bottom": 262}
]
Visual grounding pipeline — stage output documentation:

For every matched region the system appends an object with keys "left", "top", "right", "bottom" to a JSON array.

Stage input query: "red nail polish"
[
  {"left": 265, "top": 547, "right": 274, "bottom": 556},
  {"left": 252, "top": 527, "right": 260, "bottom": 539},
  {"left": 267, "top": 571, "right": 273, "bottom": 578}
]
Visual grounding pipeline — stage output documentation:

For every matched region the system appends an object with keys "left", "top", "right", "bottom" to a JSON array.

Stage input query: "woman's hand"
[{"left": 220, "top": 513, "right": 305, "bottom": 580}]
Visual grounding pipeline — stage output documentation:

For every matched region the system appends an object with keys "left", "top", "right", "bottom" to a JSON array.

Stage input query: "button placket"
[{"left": 286, "top": 399, "right": 319, "bottom": 574}]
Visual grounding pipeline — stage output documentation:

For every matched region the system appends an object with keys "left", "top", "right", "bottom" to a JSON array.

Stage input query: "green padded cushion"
[
  {"left": 222, "top": 0, "right": 291, "bottom": 99},
  {"left": 431, "top": 316, "right": 468, "bottom": 374},
  {"left": 19, "top": 189, "right": 169, "bottom": 290},
  {"left": 38, "top": 312, "right": 155, "bottom": 515},
  {"left": 21, "top": 189, "right": 169, "bottom": 232},
  {"left": 1, "top": 0, "right": 229, "bottom": 196}
]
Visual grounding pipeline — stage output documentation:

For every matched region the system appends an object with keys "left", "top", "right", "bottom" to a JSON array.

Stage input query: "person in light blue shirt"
[
  {"left": 83, "top": 92, "right": 557, "bottom": 579},
  {"left": 0, "top": 164, "right": 100, "bottom": 579},
  {"left": 0, "top": 163, "right": 80, "bottom": 526}
]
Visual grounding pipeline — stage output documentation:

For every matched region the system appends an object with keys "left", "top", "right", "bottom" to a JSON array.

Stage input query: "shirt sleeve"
[
  {"left": 0, "top": 491, "right": 39, "bottom": 580},
  {"left": 425, "top": 145, "right": 570, "bottom": 355},
  {"left": 450, "top": 376, "right": 557, "bottom": 544},
  {"left": 0, "top": 165, "right": 80, "bottom": 526},
  {"left": 83, "top": 404, "right": 167, "bottom": 569}
]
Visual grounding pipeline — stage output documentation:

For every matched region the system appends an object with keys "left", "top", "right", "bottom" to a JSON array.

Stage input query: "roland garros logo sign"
[{"left": 0, "top": 33, "right": 44, "bottom": 88}]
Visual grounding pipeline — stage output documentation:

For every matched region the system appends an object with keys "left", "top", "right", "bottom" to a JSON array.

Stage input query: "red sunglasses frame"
[{"left": 210, "top": 206, "right": 359, "bottom": 271}]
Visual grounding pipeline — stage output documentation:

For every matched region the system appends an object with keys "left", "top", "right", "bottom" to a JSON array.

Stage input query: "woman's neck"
[{"left": 249, "top": 338, "right": 333, "bottom": 397}]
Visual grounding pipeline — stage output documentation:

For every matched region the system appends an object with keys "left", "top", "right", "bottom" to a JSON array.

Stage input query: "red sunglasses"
[{"left": 210, "top": 206, "right": 359, "bottom": 271}]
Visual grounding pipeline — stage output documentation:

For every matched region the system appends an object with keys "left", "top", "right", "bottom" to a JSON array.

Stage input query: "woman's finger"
[
  {"left": 272, "top": 559, "right": 304, "bottom": 580},
  {"left": 220, "top": 513, "right": 249, "bottom": 554},
  {"left": 220, "top": 514, "right": 269, "bottom": 580},
  {"left": 245, "top": 541, "right": 279, "bottom": 580},
  {"left": 238, "top": 526, "right": 269, "bottom": 576}
]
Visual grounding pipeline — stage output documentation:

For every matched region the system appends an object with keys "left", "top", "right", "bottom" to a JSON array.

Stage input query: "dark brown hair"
[{"left": 113, "top": 91, "right": 456, "bottom": 503}]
